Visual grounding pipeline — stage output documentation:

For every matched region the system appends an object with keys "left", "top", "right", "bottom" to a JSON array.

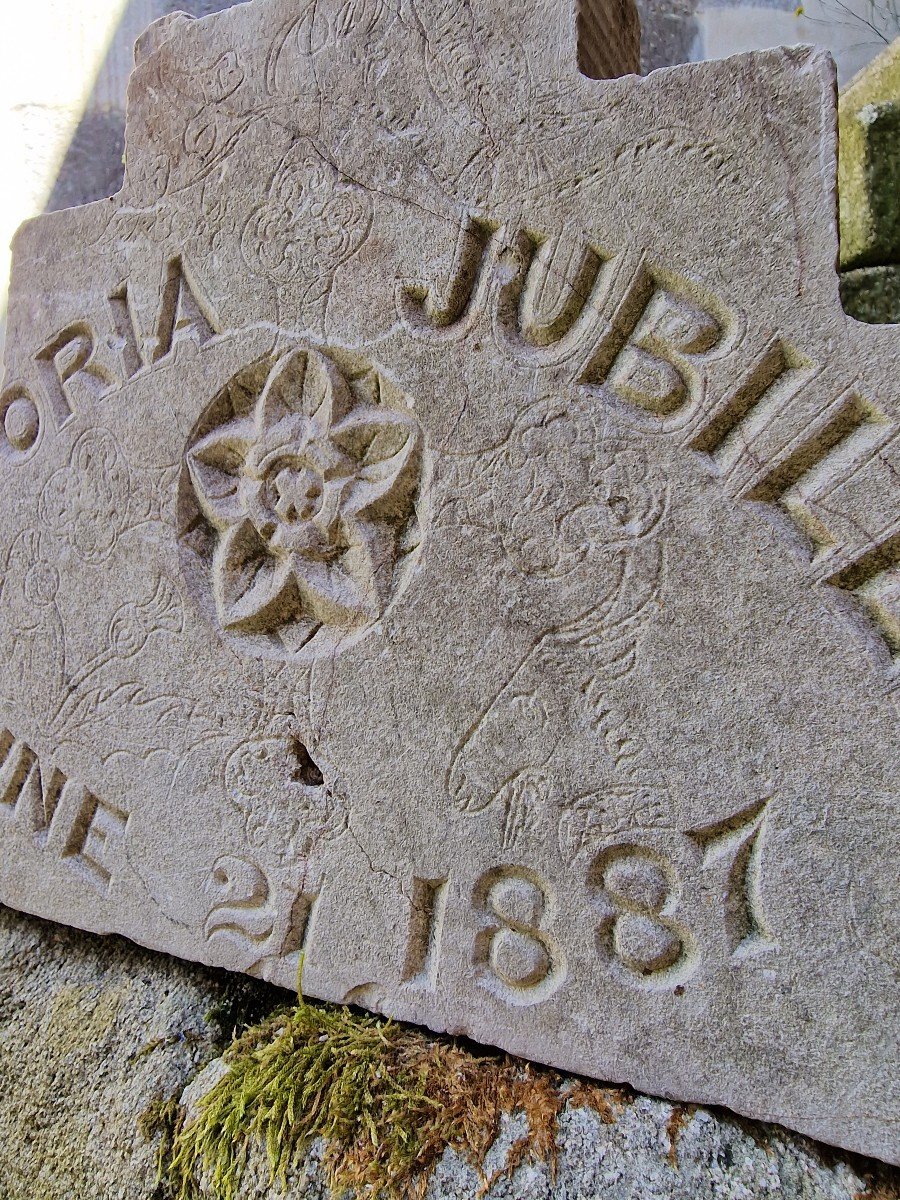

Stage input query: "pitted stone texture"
[
  {"left": 0, "top": 904, "right": 273, "bottom": 1200},
  {"left": 1, "top": 0, "right": 899, "bottom": 1167},
  {"left": 838, "top": 37, "right": 900, "bottom": 269},
  {"left": 0, "top": 905, "right": 897, "bottom": 1200}
]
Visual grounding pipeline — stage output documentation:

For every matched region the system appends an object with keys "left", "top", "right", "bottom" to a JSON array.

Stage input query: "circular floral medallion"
[{"left": 179, "top": 345, "right": 426, "bottom": 659}]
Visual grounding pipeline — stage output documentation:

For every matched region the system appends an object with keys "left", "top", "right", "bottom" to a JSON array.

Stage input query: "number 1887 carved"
[{"left": 461, "top": 800, "right": 770, "bottom": 1004}]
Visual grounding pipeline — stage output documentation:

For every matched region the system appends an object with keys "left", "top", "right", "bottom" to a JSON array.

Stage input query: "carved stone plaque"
[{"left": 1, "top": 0, "right": 898, "bottom": 1165}]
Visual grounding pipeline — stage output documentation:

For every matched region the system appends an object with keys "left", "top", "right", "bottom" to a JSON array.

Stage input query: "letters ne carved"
[{"left": 0, "top": 728, "right": 128, "bottom": 893}]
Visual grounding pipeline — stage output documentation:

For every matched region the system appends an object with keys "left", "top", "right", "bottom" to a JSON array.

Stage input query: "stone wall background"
[{"left": 838, "top": 38, "right": 900, "bottom": 320}]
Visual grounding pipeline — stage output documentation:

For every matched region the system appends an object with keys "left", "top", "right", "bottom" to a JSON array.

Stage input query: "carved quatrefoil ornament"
[{"left": 179, "top": 346, "right": 426, "bottom": 659}]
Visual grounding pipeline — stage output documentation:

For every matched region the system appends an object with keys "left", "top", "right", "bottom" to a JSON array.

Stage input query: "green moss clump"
[{"left": 157, "top": 983, "right": 627, "bottom": 1200}]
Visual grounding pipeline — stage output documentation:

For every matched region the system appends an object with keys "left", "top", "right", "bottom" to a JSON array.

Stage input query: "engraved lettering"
[
  {"left": 688, "top": 798, "right": 773, "bottom": 956},
  {"left": 494, "top": 229, "right": 610, "bottom": 357},
  {"left": 0, "top": 729, "right": 66, "bottom": 838},
  {"left": 401, "top": 875, "right": 449, "bottom": 989},
  {"left": 0, "top": 385, "right": 42, "bottom": 462},
  {"left": 825, "top": 530, "right": 900, "bottom": 669},
  {"left": 473, "top": 866, "right": 566, "bottom": 1005},
  {"left": 203, "top": 855, "right": 320, "bottom": 984},
  {"left": 0, "top": 729, "right": 37, "bottom": 813},
  {"left": 588, "top": 845, "right": 695, "bottom": 985},
  {"left": 276, "top": 889, "right": 318, "bottom": 960},
  {"left": 109, "top": 281, "right": 144, "bottom": 379},
  {"left": 398, "top": 214, "right": 499, "bottom": 335},
  {"left": 741, "top": 392, "right": 891, "bottom": 560},
  {"left": 580, "top": 261, "right": 725, "bottom": 417},
  {"left": 35, "top": 322, "right": 111, "bottom": 427},
  {"left": 689, "top": 338, "right": 817, "bottom": 473},
  {"left": 0, "top": 729, "right": 129, "bottom": 890},
  {"left": 55, "top": 790, "right": 129, "bottom": 893},
  {"left": 204, "top": 855, "right": 277, "bottom": 944},
  {"left": 152, "top": 255, "right": 220, "bottom": 362}
]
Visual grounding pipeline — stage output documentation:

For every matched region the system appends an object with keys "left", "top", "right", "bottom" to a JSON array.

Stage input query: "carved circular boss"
[{"left": 179, "top": 345, "right": 427, "bottom": 660}]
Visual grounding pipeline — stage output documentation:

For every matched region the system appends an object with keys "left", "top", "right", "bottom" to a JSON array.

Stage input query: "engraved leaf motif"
[
  {"left": 73, "top": 683, "right": 207, "bottom": 763},
  {"left": 175, "top": 49, "right": 245, "bottom": 104},
  {"left": 499, "top": 770, "right": 550, "bottom": 851},
  {"left": 414, "top": 0, "right": 483, "bottom": 123},
  {"left": 108, "top": 577, "right": 185, "bottom": 658},
  {"left": 557, "top": 804, "right": 590, "bottom": 867},
  {"left": 557, "top": 786, "right": 668, "bottom": 865}
]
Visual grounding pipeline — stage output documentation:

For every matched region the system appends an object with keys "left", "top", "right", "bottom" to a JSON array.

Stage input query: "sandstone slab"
[{"left": 0, "top": 0, "right": 898, "bottom": 1166}]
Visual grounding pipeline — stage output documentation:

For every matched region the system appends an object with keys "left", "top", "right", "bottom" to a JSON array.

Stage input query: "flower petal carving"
[
  {"left": 332, "top": 409, "right": 421, "bottom": 516},
  {"left": 214, "top": 520, "right": 296, "bottom": 631},
  {"left": 255, "top": 346, "right": 353, "bottom": 436},
  {"left": 182, "top": 346, "right": 426, "bottom": 660},
  {"left": 187, "top": 418, "right": 254, "bottom": 529},
  {"left": 290, "top": 551, "right": 379, "bottom": 626}
]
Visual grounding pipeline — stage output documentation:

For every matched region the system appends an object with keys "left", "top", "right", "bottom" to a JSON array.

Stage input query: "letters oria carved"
[{"left": 179, "top": 346, "right": 426, "bottom": 659}]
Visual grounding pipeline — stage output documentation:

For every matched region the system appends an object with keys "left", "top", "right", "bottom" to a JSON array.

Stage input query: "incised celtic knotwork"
[{"left": 181, "top": 346, "right": 426, "bottom": 659}]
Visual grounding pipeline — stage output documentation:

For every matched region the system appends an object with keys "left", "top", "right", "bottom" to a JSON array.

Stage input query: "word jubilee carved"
[{"left": 0, "top": 213, "right": 897, "bottom": 1003}]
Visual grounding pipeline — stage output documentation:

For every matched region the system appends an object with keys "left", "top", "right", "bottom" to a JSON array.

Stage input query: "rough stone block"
[
  {"left": 0, "top": 0, "right": 898, "bottom": 1167},
  {"left": 839, "top": 37, "right": 900, "bottom": 268},
  {"left": 841, "top": 263, "right": 900, "bottom": 322}
]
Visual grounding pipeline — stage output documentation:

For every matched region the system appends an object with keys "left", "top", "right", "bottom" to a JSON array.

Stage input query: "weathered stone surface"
[
  {"left": 841, "top": 264, "right": 900, "bottom": 323},
  {"left": 1, "top": 0, "right": 899, "bottom": 1167},
  {"left": 839, "top": 37, "right": 900, "bottom": 268},
  {"left": 1, "top": 903, "right": 898, "bottom": 1200}
]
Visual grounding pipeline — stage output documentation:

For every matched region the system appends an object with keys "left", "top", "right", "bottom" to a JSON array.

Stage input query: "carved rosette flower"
[{"left": 184, "top": 347, "right": 424, "bottom": 658}]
